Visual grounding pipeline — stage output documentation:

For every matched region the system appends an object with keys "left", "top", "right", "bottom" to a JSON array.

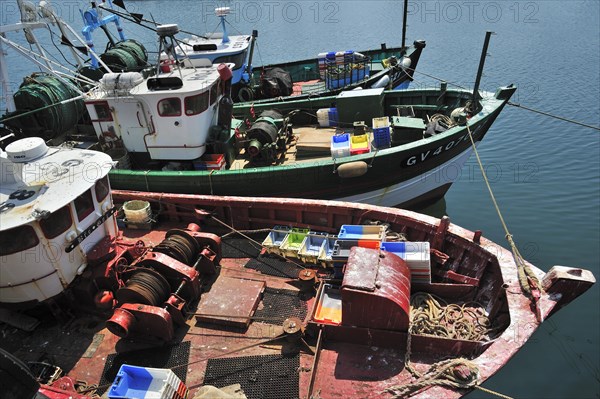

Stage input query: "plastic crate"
[
  {"left": 193, "top": 153, "right": 225, "bottom": 170},
  {"left": 372, "top": 117, "right": 391, "bottom": 148},
  {"left": 331, "top": 239, "right": 380, "bottom": 265},
  {"left": 317, "top": 236, "right": 338, "bottom": 268},
  {"left": 380, "top": 241, "right": 431, "bottom": 283},
  {"left": 338, "top": 225, "right": 386, "bottom": 241},
  {"left": 331, "top": 133, "right": 350, "bottom": 158},
  {"left": 317, "top": 108, "right": 338, "bottom": 127},
  {"left": 262, "top": 225, "right": 292, "bottom": 255},
  {"left": 350, "top": 133, "right": 370, "bottom": 155},
  {"left": 279, "top": 228, "right": 310, "bottom": 258},
  {"left": 298, "top": 232, "right": 330, "bottom": 264},
  {"left": 313, "top": 284, "right": 342, "bottom": 325},
  {"left": 108, "top": 365, "right": 188, "bottom": 399}
]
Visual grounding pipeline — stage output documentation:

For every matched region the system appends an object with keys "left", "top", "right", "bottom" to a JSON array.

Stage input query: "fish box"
[
  {"left": 298, "top": 232, "right": 330, "bottom": 264},
  {"left": 331, "top": 133, "right": 351, "bottom": 158},
  {"left": 317, "top": 236, "right": 338, "bottom": 268},
  {"left": 317, "top": 107, "right": 338, "bottom": 127},
  {"left": 279, "top": 228, "right": 310, "bottom": 258},
  {"left": 380, "top": 241, "right": 431, "bottom": 283},
  {"left": 262, "top": 225, "right": 292, "bottom": 255},
  {"left": 108, "top": 365, "right": 188, "bottom": 399},
  {"left": 372, "top": 116, "right": 391, "bottom": 148},
  {"left": 313, "top": 284, "right": 342, "bottom": 325},
  {"left": 350, "top": 133, "right": 371, "bottom": 155},
  {"left": 193, "top": 153, "right": 225, "bottom": 170},
  {"left": 331, "top": 239, "right": 380, "bottom": 265},
  {"left": 338, "top": 225, "right": 386, "bottom": 241}
]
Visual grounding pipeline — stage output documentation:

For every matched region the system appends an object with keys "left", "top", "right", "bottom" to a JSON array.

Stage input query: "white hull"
[{"left": 334, "top": 146, "right": 476, "bottom": 207}]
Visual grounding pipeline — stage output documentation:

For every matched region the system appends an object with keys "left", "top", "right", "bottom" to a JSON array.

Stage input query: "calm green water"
[{"left": 1, "top": 1, "right": 599, "bottom": 397}]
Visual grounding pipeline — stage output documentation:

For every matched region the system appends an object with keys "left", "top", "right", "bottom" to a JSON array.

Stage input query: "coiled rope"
[{"left": 385, "top": 293, "right": 512, "bottom": 398}]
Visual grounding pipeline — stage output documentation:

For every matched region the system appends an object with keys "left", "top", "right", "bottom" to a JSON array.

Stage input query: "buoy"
[{"left": 337, "top": 161, "right": 368, "bottom": 178}]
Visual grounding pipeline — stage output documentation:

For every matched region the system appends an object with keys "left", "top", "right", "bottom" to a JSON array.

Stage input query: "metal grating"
[
  {"left": 97, "top": 341, "right": 190, "bottom": 394},
  {"left": 221, "top": 233, "right": 266, "bottom": 258},
  {"left": 244, "top": 255, "right": 302, "bottom": 278},
  {"left": 204, "top": 354, "right": 300, "bottom": 399},
  {"left": 254, "top": 287, "right": 308, "bottom": 325}
]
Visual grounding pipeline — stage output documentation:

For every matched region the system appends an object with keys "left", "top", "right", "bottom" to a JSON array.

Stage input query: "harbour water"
[{"left": 1, "top": 1, "right": 599, "bottom": 397}]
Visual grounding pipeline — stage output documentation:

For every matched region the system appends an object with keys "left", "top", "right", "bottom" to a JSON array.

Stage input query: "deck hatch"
[{"left": 204, "top": 354, "right": 300, "bottom": 399}]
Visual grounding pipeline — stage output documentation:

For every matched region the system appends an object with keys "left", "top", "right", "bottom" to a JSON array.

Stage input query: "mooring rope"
[
  {"left": 508, "top": 101, "right": 600, "bottom": 131},
  {"left": 465, "top": 122, "right": 543, "bottom": 322}
]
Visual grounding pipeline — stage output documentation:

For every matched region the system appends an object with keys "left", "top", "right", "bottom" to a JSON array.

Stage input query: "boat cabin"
[
  {"left": 85, "top": 60, "right": 233, "bottom": 162},
  {"left": 177, "top": 7, "right": 253, "bottom": 85},
  {"left": 0, "top": 138, "right": 114, "bottom": 307}
]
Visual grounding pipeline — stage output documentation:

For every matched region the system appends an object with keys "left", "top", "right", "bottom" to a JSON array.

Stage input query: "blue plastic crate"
[
  {"left": 108, "top": 364, "right": 187, "bottom": 399},
  {"left": 337, "top": 225, "right": 385, "bottom": 241},
  {"left": 373, "top": 126, "right": 391, "bottom": 148}
]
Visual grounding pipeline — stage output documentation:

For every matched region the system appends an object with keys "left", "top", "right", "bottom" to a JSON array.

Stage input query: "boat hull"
[{"left": 108, "top": 87, "right": 511, "bottom": 208}]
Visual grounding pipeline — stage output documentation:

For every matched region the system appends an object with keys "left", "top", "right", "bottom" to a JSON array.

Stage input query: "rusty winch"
[{"left": 103, "top": 223, "right": 221, "bottom": 341}]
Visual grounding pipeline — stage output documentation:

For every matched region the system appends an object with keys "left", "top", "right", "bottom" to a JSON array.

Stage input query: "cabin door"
[{"left": 113, "top": 99, "right": 152, "bottom": 153}]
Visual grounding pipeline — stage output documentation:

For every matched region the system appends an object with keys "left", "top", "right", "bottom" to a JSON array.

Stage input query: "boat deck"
[
  {"left": 0, "top": 224, "right": 451, "bottom": 399},
  {"left": 230, "top": 127, "right": 335, "bottom": 170}
]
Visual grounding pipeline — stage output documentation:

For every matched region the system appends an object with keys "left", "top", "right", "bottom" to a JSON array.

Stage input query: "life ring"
[{"left": 238, "top": 87, "right": 254, "bottom": 102}]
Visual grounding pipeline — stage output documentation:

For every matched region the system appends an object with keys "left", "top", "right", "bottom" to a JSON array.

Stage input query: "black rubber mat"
[
  {"left": 254, "top": 287, "right": 308, "bottom": 325},
  {"left": 244, "top": 255, "right": 302, "bottom": 278},
  {"left": 204, "top": 354, "right": 300, "bottom": 399},
  {"left": 221, "top": 232, "right": 267, "bottom": 258},
  {"left": 97, "top": 341, "right": 190, "bottom": 394}
]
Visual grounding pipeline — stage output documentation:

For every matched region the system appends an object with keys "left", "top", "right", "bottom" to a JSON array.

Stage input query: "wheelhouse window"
[
  {"left": 91, "top": 101, "right": 112, "bottom": 121},
  {"left": 214, "top": 51, "right": 246, "bottom": 69},
  {"left": 74, "top": 190, "right": 95, "bottom": 221},
  {"left": 40, "top": 206, "right": 72, "bottom": 239},
  {"left": 95, "top": 176, "right": 110, "bottom": 202},
  {"left": 0, "top": 225, "right": 39, "bottom": 256},
  {"left": 184, "top": 92, "right": 209, "bottom": 116},
  {"left": 157, "top": 98, "right": 182, "bottom": 117},
  {"left": 210, "top": 81, "right": 220, "bottom": 105}
]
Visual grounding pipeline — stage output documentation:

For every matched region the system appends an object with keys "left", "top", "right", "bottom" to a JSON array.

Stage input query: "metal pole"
[
  {"left": 472, "top": 31, "right": 493, "bottom": 110},
  {"left": 401, "top": 0, "right": 409, "bottom": 51}
]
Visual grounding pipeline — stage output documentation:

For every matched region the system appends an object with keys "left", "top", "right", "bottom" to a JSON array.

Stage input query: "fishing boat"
[
  {"left": 98, "top": 76, "right": 516, "bottom": 208},
  {"left": 5, "top": 2, "right": 495, "bottom": 210},
  {"left": 101, "top": 0, "right": 425, "bottom": 102},
  {"left": 0, "top": 137, "right": 595, "bottom": 399}
]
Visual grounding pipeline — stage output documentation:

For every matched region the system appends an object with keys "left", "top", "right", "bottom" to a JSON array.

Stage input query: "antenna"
[{"left": 215, "top": 7, "right": 231, "bottom": 44}]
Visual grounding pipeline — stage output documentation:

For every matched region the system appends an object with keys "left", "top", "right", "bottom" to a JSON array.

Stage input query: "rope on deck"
[{"left": 384, "top": 293, "right": 514, "bottom": 398}]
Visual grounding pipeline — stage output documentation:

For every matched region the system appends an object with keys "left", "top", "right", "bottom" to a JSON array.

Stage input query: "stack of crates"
[
  {"left": 193, "top": 153, "right": 225, "bottom": 171},
  {"left": 372, "top": 116, "right": 391, "bottom": 148},
  {"left": 380, "top": 241, "right": 431, "bottom": 283},
  {"left": 331, "top": 225, "right": 386, "bottom": 277},
  {"left": 330, "top": 133, "right": 351, "bottom": 158},
  {"left": 350, "top": 133, "right": 371, "bottom": 155},
  {"left": 108, "top": 365, "right": 188, "bottom": 399}
]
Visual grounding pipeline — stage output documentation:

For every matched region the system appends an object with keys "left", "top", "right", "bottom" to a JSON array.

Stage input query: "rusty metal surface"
[{"left": 196, "top": 276, "right": 265, "bottom": 328}]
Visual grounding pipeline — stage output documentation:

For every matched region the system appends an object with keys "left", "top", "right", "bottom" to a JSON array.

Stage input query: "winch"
[
  {"left": 245, "top": 110, "right": 292, "bottom": 163},
  {"left": 103, "top": 223, "right": 222, "bottom": 341}
]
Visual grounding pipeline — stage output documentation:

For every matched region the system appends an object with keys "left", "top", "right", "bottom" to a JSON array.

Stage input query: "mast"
[
  {"left": 470, "top": 31, "right": 493, "bottom": 114},
  {"left": 401, "top": 0, "right": 408, "bottom": 52}
]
